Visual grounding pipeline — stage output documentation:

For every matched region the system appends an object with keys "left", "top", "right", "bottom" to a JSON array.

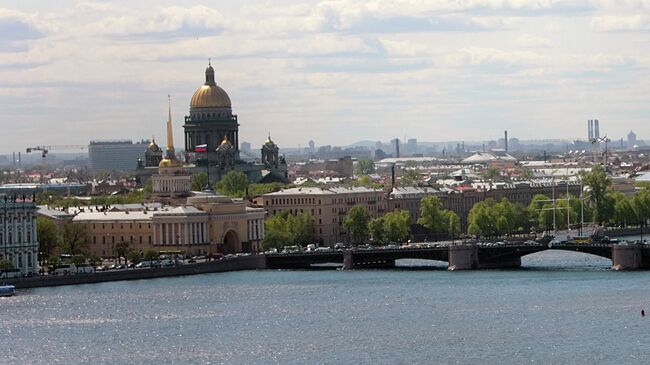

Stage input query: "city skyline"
[{"left": 1, "top": 0, "right": 649, "bottom": 153}]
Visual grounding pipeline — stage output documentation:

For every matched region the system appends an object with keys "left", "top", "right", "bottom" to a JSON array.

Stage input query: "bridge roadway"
[{"left": 265, "top": 243, "right": 650, "bottom": 271}]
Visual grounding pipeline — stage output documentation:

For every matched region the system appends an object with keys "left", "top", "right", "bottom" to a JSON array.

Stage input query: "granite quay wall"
[{"left": 7, "top": 255, "right": 267, "bottom": 289}]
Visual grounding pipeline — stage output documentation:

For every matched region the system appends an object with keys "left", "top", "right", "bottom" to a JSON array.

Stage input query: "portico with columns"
[{"left": 152, "top": 206, "right": 210, "bottom": 255}]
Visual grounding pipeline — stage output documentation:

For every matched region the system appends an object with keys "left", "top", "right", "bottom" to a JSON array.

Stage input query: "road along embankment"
[{"left": 7, "top": 255, "right": 267, "bottom": 289}]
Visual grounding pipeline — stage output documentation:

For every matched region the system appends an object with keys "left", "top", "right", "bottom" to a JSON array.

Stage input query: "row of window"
[
  {"left": 92, "top": 235, "right": 152, "bottom": 245},
  {"left": 0, "top": 230, "right": 32, "bottom": 244},
  {"left": 91, "top": 222, "right": 151, "bottom": 230}
]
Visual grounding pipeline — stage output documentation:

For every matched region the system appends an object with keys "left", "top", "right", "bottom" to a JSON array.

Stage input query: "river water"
[{"left": 2, "top": 251, "right": 650, "bottom": 365}]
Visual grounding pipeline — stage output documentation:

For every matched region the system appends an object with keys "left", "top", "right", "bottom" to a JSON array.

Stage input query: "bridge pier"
[
  {"left": 448, "top": 245, "right": 478, "bottom": 270},
  {"left": 612, "top": 244, "right": 644, "bottom": 270},
  {"left": 342, "top": 250, "right": 353, "bottom": 270}
]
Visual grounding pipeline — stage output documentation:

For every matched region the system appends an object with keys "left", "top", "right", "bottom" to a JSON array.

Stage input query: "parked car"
[
  {"left": 135, "top": 261, "right": 153, "bottom": 269},
  {"left": 52, "top": 264, "right": 77, "bottom": 276}
]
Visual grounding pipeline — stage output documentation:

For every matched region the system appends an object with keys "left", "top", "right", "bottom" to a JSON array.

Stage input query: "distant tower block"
[
  {"left": 587, "top": 120, "right": 593, "bottom": 140},
  {"left": 594, "top": 119, "right": 600, "bottom": 139},
  {"left": 395, "top": 138, "right": 400, "bottom": 158}
]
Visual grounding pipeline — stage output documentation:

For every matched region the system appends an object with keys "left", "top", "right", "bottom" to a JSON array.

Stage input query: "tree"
[
  {"left": 215, "top": 170, "right": 249, "bottom": 197},
  {"left": 127, "top": 250, "right": 141, "bottom": 265},
  {"left": 343, "top": 205, "right": 371, "bottom": 245},
  {"left": 418, "top": 195, "right": 447, "bottom": 233},
  {"left": 144, "top": 249, "right": 158, "bottom": 261},
  {"left": 355, "top": 159, "right": 376, "bottom": 175},
  {"left": 191, "top": 172, "right": 209, "bottom": 191},
  {"left": 610, "top": 192, "right": 636, "bottom": 227},
  {"left": 88, "top": 255, "right": 102, "bottom": 267},
  {"left": 248, "top": 182, "right": 288, "bottom": 196},
  {"left": 71, "top": 254, "right": 86, "bottom": 266},
  {"left": 445, "top": 210, "right": 461, "bottom": 240},
  {"left": 36, "top": 217, "right": 58, "bottom": 260},
  {"left": 0, "top": 259, "right": 14, "bottom": 271},
  {"left": 632, "top": 188, "right": 650, "bottom": 230},
  {"left": 115, "top": 241, "right": 130, "bottom": 264},
  {"left": 581, "top": 165, "right": 612, "bottom": 223},
  {"left": 262, "top": 214, "right": 292, "bottom": 251},
  {"left": 60, "top": 224, "right": 89, "bottom": 255},
  {"left": 383, "top": 210, "right": 411, "bottom": 243},
  {"left": 400, "top": 169, "right": 421, "bottom": 186},
  {"left": 288, "top": 212, "right": 315, "bottom": 246},
  {"left": 369, "top": 217, "right": 386, "bottom": 244},
  {"left": 482, "top": 167, "right": 501, "bottom": 182}
]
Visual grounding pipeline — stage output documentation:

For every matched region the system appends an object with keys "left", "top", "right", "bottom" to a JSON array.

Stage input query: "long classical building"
[
  {"left": 254, "top": 187, "right": 387, "bottom": 245},
  {"left": 1, "top": 195, "right": 38, "bottom": 275},
  {"left": 70, "top": 192, "right": 266, "bottom": 257}
]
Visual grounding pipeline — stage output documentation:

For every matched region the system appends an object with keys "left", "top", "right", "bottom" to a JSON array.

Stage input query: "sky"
[{"left": 1, "top": 0, "right": 649, "bottom": 153}]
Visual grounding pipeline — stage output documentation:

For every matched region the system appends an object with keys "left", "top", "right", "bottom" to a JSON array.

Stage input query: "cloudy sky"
[{"left": 1, "top": 0, "right": 649, "bottom": 153}]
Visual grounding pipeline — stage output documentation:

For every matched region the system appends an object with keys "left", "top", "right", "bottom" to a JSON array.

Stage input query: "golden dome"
[
  {"left": 190, "top": 64, "right": 231, "bottom": 109},
  {"left": 158, "top": 157, "right": 182, "bottom": 168},
  {"left": 264, "top": 135, "right": 276, "bottom": 148},
  {"left": 147, "top": 139, "right": 161, "bottom": 152}
]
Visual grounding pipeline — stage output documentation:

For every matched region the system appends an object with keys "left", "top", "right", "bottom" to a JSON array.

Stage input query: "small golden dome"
[
  {"left": 158, "top": 158, "right": 182, "bottom": 168},
  {"left": 147, "top": 139, "right": 161, "bottom": 152},
  {"left": 190, "top": 64, "right": 231, "bottom": 109},
  {"left": 220, "top": 137, "right": 231, "bottom": 146},
  {"left": 264, "top": 135, "right": 276, "bottom": 148}
]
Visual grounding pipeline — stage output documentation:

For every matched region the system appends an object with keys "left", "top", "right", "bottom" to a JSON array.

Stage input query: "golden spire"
[{"left": 166, "top": 94, "right": 174, "bottom": 152}]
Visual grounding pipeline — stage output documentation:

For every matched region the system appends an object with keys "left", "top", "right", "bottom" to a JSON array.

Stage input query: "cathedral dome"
[{"left": 190, "top": 63, "right": 231, "bottom": 109}]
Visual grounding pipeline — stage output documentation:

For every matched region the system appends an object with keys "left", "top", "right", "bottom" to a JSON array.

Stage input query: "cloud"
[
  {"left": 0, "top": 8, "right": 43, "bottom": 43},
  {"left": 516, "top": 34, "right": 553, "bottom": 48},
  {"left": 591, "top": 15, "right": 650, "bottom": 31},
  {"left": 86, "top": 6, "right": 226, "bottom": 39}
]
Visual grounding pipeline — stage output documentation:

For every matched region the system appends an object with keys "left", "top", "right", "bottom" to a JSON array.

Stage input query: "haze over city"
[{"left": 1, "top": 0, "right": 649, "bottom": 153}]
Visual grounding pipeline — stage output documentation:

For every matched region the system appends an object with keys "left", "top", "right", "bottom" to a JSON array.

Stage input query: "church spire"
[{"left": 166, "top": 94, "right": 175, "bottom": 156}]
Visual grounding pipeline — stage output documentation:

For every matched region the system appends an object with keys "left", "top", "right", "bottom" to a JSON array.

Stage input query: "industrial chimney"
[{"left": 504, "top": 130, "right": 508, "bottom": 153}]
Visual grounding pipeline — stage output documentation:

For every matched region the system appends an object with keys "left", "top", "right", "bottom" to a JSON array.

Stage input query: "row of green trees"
[
  {"left": 342, "top": 206, "right": 412, "bottom": 244},
  {"left": 262, "top": 212, "right": 316, "bottom": 251}
]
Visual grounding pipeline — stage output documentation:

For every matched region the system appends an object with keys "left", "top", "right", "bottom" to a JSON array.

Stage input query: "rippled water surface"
[{"left": 2, "top": 251, "right": 650, "bottom": 365}]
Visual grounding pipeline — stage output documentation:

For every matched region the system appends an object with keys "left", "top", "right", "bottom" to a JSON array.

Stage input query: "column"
[{"left": 184, "top": 223, "right": 189, "bottom": 246}]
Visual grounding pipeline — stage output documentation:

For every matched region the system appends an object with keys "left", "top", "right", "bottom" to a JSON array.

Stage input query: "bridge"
[{"left": 265, "top": 243, "right": 650, "bottom": 271}]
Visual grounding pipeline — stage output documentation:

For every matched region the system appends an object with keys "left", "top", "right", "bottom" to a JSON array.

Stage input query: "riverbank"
[{"left": 6, "top": 255, "right": 267, "bottom": 289}]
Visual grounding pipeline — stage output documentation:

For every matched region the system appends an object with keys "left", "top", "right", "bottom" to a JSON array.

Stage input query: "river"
[{"left": 1, "top": 250, "right": 649, "bottom": 364}]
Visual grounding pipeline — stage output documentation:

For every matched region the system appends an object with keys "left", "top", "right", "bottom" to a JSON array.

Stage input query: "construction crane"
[{"left": 26, "top": 145, "right": 87, "bottom": 158}]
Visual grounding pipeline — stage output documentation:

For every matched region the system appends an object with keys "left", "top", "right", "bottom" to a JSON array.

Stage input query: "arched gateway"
[{"left": 221, "top": 230, "right": 240, "bottom": 254}]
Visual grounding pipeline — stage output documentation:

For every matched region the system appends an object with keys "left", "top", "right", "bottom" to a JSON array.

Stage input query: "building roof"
[
  {"left": 390, "top": 186, "right": 439, "bottom": 199},
  {"left": 72, "top": 211, "right": 153, "bottom": 222},
  {"left": 264, "top": 186, "right": 384, "bottom": 196},
  {"left": 461, "top": 151, "right": 517, "bottom": 164}
]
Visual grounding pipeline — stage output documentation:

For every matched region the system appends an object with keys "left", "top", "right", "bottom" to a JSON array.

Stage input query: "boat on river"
[{"left": 0, "top": 284, "right": 16, "bottom": 297}]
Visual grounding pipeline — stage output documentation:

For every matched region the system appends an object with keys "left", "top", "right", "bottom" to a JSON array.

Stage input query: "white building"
[{"left": 1, "top": 195, "right": 38, "bottom": 275}]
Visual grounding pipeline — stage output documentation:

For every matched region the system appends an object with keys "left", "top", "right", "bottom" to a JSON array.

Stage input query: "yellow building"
[
  {"left": 71, "top": 192, "right": 266, "bottom": 258},
  {"left": 254, "top": 187, "right": 387, "bottom": 245}
]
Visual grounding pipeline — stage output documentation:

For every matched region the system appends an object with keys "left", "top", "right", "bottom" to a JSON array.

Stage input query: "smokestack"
[
  {"left": 391, "top": 163, "right": 396, "bottom": 189},
  {"left": 395, "top": 138, "right": 400, "bottom": 158},
  {"left": 594, "top": 119, "right": 600, "bottom": 139},
  {"left": 504, "top": 130, "right": 508, "bottom": 153}
]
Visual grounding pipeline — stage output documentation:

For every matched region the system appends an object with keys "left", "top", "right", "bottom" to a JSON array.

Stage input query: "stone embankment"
[{"left": 7, "top": 255, "right": 267, "bottom": 289}]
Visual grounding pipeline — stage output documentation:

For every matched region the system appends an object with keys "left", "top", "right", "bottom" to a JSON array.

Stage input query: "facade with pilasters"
[{"left": 1, "top": 195, "right": 38, "bottom": 275}]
